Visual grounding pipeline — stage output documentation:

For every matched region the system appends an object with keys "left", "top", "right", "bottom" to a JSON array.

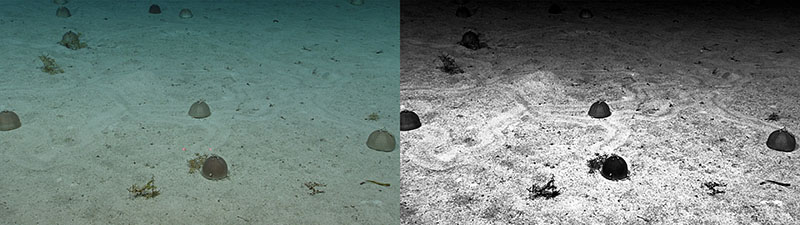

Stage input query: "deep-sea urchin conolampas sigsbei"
[
  {"left": 457, "top": 31, "right": 486, "bottom": 50},
  {"left": 202, "top": 155, "right": 228, "bottom": 180},
  {"left": 579, "top": 9, "right": 593, "bottom": 19},
  {"left": 456, "top": 6, "right": 471, "bottom": 18},
  {"left": 0, "top": 110, "right": 22, "bottom": 131},
  {"left": 179, "top": 9, "right": 193, "bottom": 19},
  {"left": 58, "top": 31, "right": 87, "bottom": 50},
  {"left": 188, "top": 100, "right": 211, "bottom": 119},
  {"left": 349, "top": 0, "right": 364, "bottom": 6},
  {"left": 588, "top": 100, "right": 611, "bottom": 118},
  {"left": 766, "top": 128, "right": 796, "bottom": 152},
  {"left": 148, "top": 4, "right": 161, "bottom": 14},
  {"left": 400, "top": 110, "right": 422, "bottom": 131},
  {"left": 366, "top": 129, "right": 396, "bottom": 152},
  {"left": 601, "top": 155, "right": 629, "bottom": 181},
  {"left": 56, "top": 6, "right": 70, "bottom": 18},
  {"left": 548, "top": 3, "right": 562, "bottom": 14}
]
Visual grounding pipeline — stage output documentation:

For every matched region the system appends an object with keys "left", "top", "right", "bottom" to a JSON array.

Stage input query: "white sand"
[
  {"left": 401, "top": 1, "right": 799, "bottom": 224},
  {"left": 0, "top": 0, "right": 399, "bottom": 224}
]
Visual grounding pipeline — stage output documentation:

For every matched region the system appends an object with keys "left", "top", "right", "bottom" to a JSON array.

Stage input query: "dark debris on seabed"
[{"left": 526, "top": 177, "right": 561, "bottom": 200}]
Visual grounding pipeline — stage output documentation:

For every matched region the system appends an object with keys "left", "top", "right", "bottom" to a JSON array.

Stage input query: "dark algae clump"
[{"left": 38, "top": 55, "right": 64, "bottom": 74}]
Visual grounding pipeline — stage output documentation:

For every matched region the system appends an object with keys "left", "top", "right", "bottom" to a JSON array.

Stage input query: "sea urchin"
[{"left": 766, "top": 128, "right": 796, "bottom": 152}]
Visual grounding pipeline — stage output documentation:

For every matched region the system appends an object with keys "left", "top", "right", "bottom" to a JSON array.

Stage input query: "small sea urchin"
[
  {"left": 366, "top": 129, "right": 396, "bottom": 152},
  {"left": 588, "top": 100, "right": 611, "bottom": 118},
  {"left": 766, "top": 128, "right": 796, "bottom": 152},
  {"left": 601, "top": 155, "right": 629, "bottom": 181},
  {"left": 455, "top": 6, "right": 471, "bottom": 18},
  {"left": 457, "top": 31, "right": 486, "bottom": 50},
  {"left": 0, "top": 110, "right": 22, "bottom": 131},
  {"left": 400, "top": 110, "right": 422, "bottom": 131}
]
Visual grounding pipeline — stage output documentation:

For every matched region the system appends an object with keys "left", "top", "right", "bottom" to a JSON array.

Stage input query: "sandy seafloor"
[
  {"left": 0, "top": 0, "right": 399, "bottom": 224},
  {"left": 401, "top": 0, "right": 799, "bottom": 224}
]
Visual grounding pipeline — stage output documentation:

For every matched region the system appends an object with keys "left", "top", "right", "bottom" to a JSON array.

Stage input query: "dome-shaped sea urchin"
[
  {"left": 588, "top": 100, "right": 611, "bottom": 118},
  {"left": 400, "top": 110, "right": 422, "bottom": 131},
  {"left": 601, "top": 155, "right": 629, "bottom": 181},
  {"left": 766, "top": 128, "right": 796, "bottom": 152}
]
